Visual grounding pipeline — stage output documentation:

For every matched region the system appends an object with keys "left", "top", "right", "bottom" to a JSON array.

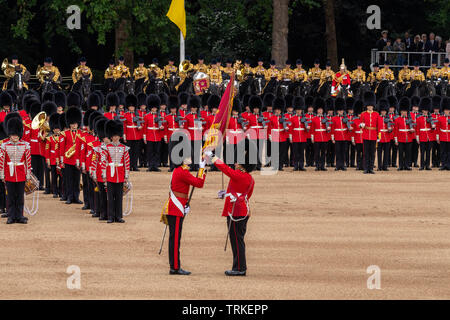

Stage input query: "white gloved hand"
[
  {"left": 217, "top": 189, "right": 226, "bottom": 199},
  {"left": 199, "top": 158, "right": 206, "bottom": 169},
  {"left": 360, "top": 123, "right": 366, "bottom": 128},
  {"left": 184, "top": 205, "right": 190, "bottom": 215},
  {"left": 204, "top": 150, "right": 213, "bottom": 159}
]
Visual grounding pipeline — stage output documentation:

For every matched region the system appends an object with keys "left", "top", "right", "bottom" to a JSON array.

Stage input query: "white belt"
[
  {"left": 293, "top": 128, "right": 305, "bottom": 131},
  {"left": 380, "top": 129, "right": 388, "bottom": 132},
  {"left": 188, "top": 127, "right": 201, "bottom": 130},
  {"left": 50, "top": 150, "right": 55, "bottom": 153},
  {"left": 30, "top": 139, "right": 38, "bottom": 142},
  {"left": 250, "top": 126, "right": 263, "bottom": 129},
  {"left": 229, "top": 130, "right": 243, "bottom": 134},
  {"left": 147, "top": 127, "right": 159, "bottom": 130},
  {"left": 334, "top": 128, "right": 347, "bottom": 131},
  {"left": 7, "top": 162, "right": 24, "bottom": 177},
  {"left": 127, "top": 125, "right": 138, "bottom": 128},
  {"left": 168, "top": 128, "right": 177, "bottom": 131},
  {"left": 271, "top": 129, "right": 284, "bottom": 132},
  {"left": 108, "top": 163, "right": 123, "bottom": 177},
  {"left": 399, "top": 129, "right": 410, "bottom": 132},
  {"left": 354, "top": 131, "right": 362, "bottom": 133},
  {"left": 420, "top": 128, "right": 431, "bottom": 131},
  {"left": 441, "top": 129, "right": 450, "bottom": 133},
  {"left": 315, "top": 129, "right": 326, "bottom": 132}
]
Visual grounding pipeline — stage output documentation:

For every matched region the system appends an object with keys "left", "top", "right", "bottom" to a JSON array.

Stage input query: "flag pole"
[{"left": 180, "top": 30, "right": 185, "bottom": 63}]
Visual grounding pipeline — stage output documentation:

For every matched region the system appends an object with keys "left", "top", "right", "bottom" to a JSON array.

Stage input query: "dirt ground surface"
[{"left": 0, "top": 168, "right": 449, "bottom": 300}]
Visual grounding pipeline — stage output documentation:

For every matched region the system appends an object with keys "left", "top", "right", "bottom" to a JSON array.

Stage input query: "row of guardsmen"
[{"left": 0, "top": 89, "right": 131, "bottom": 224}]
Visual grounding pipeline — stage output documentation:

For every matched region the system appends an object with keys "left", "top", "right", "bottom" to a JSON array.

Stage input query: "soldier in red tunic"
[
  {"left": 304, "top": 96, "right": 315, "bottom": 167},
  {"left": 387, "top": 95, "right": 399, "bottom": 167},
  {"left": 437, "top": 97, "right": 450, "bottom": 170},
  {"left": 136, "top": 93, "right": 148, "bottom": 168},
  {"left": 415, "top": 97, "right": 435, "bottom": 170},
  {"left": 246, "top": 95, "right": 266, "bottom": 171},
  {"left": 360, "top": 91, "right": 379, "bottom": 174},
  {"left": 0, "top": 92, "right": 13, "bottom": 123},
  {"left": 158, "top": 92, "right": 169, "bottom": 168},
  {"left": 103, "top": 120, "right": 130, "bottom": 223},
  {"left": 123, "top": 94, "right": 141, "bottom": 171},
  {"left": 165, "top": 95, "right": 182, "bottom": 172},
  {"left": 376, "top": 98, "right": 393, "bottom": 171},
  {"left": 225, "top": 98, "right": 246, "bottom": 167},
  {"left": 394, "top": 97, "right": 414, "bottom": 171},
  {"left": 0, "top": 118, "right": 31, "bottom": 224},
  {"left": 262, "top": 93, "right": 274, "bottom": 167},
  {"left": 268, "top": 97, "right": 288, "bottom": 170},
  {"left": 162, "top": 151, "right": 207, "bottom": 275},
  {"left": 288, "top": 96, "right": 308, "bottom": 171},
  {"left": 184, "top": 96, "right": 203, "bottom": 171},
  {"left": 331, "top": 98, "right": 349, "bottom": 171},
  {"left": 104, "top": 93, "right": 119, "bottom": 120},
  {"left": 311, "top": 97, "right": 330, "bottom": 171},
  {"left": 431, "top": 96, "right": 442, "bottom": 167},
  {"left": 351, "top": 100, "right": 364, "bottom": 170},
  {"left": 143, "top": 94, "right": 164, "bottom": 172},
  {"left": 46, "top": 113, "right": 62, "bottom": 198},
  {"left": 204, "top": 139, "right": 255, "bottom": 276}
]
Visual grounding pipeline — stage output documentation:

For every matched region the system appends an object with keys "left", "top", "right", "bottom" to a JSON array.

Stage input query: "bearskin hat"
[
  {"left": 387, "top": 95, "right": 398, "bottom": 109},
  {"left": 59, "top": 113, "right": 68, "bottom": 130},
  {"left": 248, "top": 95, "right": 262, "bottom": 112},
  {"left": 95, "top": 118, "right": 108, "bottom": 140},
  {"left": 188, "top": 95, "right": 201, "bottom": 110},
  {"left": 83, "top": 109, "right": 96, "bottom": 127},
  {"left": 377, "top": 98, "right": 389, "bottom": 112},
  {"left": 30, "top": 102, "right": 42, "bottom": 119},
  {"left": 42, "top": 101, "right": 57, "bottom": 116},
  {"left": 263, "top": 93, "right": 275, "bottom": 108},
  {"left": 54, "top": 91, "right": 67, "bottom": 108},
  {"left": 237, "top": 138, "right": 257, "bottom": 173},
  {"left": 67, "top": 91, "right": 81, "bottom": 108},
  {"left": 106, "top": 92, "right": 119, "bottom": 108},
  {"left": 293, "top": 96, "right": 305, "bottom": 110},
  {"left": 88, "top": 111, "right": 103, "bottom": 130},
  {"left": 363, "top": 91, "right": 376, "bottom": 107},
  {"left": 313, "top": 97, "right": 325, "bottom": 112},
  {"left": 232, "top": 97, "right": 242, "bottom": 113},
  {"left": 23, "top": 96, "right": 40, "bottom": 114},
  {"left": 2, "top": 112, "right": 22, "bottom": 133},
  {"left": 178, "top": 92, "right": 189, "bottom": 105},
  {"left": 105, "top": 119, "right": 123, "bottom": 138},
  {"left": 125, "top": 94, "right": 137, "bottom": 109},
  {"left": 334, "top": 97, "right": 345, "bottom": 111},
  {"left": 419, "top": 97, "right": 431, "bottom": 112},
  {"left": 284, "top": 94, "right": 294, "bottom": 109},
  {"left": 147, "top": 94, "right": 161, "bottom": 110},
  {"left": 6, "top": 117, "right": 23, "bottom": 138},
  {"left": 432, "top": 95, "right": 442, "bottom": 110},
  {"left": 168, "top": 95, "right": 179, "bottom": 110},
  {"left": 325, "top": 98, "right": 334, "bottom": 113},
  {"left": 242, "top": 94, "right": 250, "bottom": 108},
  {"left": 93, "top": 90, "right": 104, "bottom": 107},
  {"left": 42, "top": 91, "right": 54, "bottom": 103},
  {"left": 345, "top": 97, "right": 355, "bottom": 111},
  {"left": 201, "top": 93, "right": 210, "bottom": 107},
  {"left": 66, "top": 106, "right": 82, "bottom": 126},
  {"left": 0, "top": 91, "right": 12, "bottom": 107},
  {"left": 411, "top": 96, "right": 420, "bottom": 108},
  {"left": 354, "top": 100, "right": 363, "bottom": 115},
  {"left": 137, "top": 93, "right": 147, "bottom": 107},
  {"left": 116, "top": 91, "right": 125, "bottom": 106},
  {"left": 399, "top": 97, "right": 410, "bottom": 112},
  {"left": 207, "top": 95, "right": 221, "bottom": 110},
  {"left": 159, "top": 92, "right": 168, "bottom": 106},
  {"left": 87, "top": 93, "right": 100, "bottom": 109},
  {"left": 0, "top": 122, "right": 7, "bottom": 141},
  {"left": 49, "top": 113, "right": 61, "bottom": 131},
  {"left": 441, "top": 97, "right": 450, "bottom": 111},
  {"left": 273, "top": 97, "right": 285, "bottom": 112}
]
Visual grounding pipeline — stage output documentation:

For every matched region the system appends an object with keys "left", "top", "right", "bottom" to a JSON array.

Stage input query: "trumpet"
[
  {"left": 31, "top": 111, "right": 50, "bottom": 141},
  {"left": 36, "top": 65, "right": 51, "bottom": 80}
]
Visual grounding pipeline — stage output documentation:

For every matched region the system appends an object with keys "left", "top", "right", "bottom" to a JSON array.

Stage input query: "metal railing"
[{"left": 371, "top": 49, "right": 448, "bottom": 69}]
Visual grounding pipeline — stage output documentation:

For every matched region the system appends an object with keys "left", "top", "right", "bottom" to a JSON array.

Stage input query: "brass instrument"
[
  {"left": 36, "top": 65, "right": 51, "bottom": 81},
  {"left": 148, "top": 64, "right": 158, "bottom": 78},
  {"left": 236, "top": 64, "right": 246, "bottom": 82},
  {"left": 179, "top": 60, "right": 193, "bottom": 73},
  {"left": 2, "top": 58, "right": 15, "bottom": 77},
  {"left": 65, "top": 142, "right": 77, "bottom": 159},
  {"left": 31, "top": 111, "right": 50, "bottom": 141}
]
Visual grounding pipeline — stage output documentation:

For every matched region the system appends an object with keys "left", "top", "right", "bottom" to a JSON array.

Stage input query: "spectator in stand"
[
  {"left": 446, "top": 40, "right": 450, "bottom": 59},
  {"left": 403, "top": 32, "right": 412, "bottom": 51},
  {"left": 420, "top": 34, "right": 428, "bottom": 66},
  {"left": 394, "top": 37, "right": 406, "bottom": 67},
  {"left": 410, "top": 34, "right": 423, "bottom": 65},
  {"left": 425, "top": 33, "right": 440, "bottom": 65},
  {"left": 383, "top": 40, "right": 395, "bottom": 65},
  {"left": 376, "top": 30, "right": 390, "bottom": 65}
]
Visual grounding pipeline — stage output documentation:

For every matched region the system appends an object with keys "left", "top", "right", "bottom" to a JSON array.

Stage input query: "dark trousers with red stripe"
[
  {"left": 335, "top": 140, "right": 348, "bottom": 170},
  {"left": 363, "top": 140, "right": 376, "bottom": 171},
  {"left": 107, "top": 182, "right": 123, "bottom": 221},
  {"left": 50, "top": 165, "right": 61, "bottom": 196},
  {"left": 227, "top": 216, "right": 248, "bottom": 272},
  {"left": 127, "top": 140, "right": 141, "bottom": 170},
  {"left": 168, "top": 215, "right": 184, "bottom": 270},
  {"left": 6, "top": 181, "right": 25, "bottom": 220}
]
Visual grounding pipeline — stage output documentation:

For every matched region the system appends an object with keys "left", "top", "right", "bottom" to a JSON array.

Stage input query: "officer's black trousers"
[
  {"left": 419, "top": 141, "right": 431, "bottom": 168},
  {"left": 355, "top": 143, "right": 364, "bottom": 170},
  {"left": 31, "top": 155, "right": 44, "bottom": 187},
  {"left": 390, "top": 140, "right": 398, "bottom": 166},
  {"left": 146, "top": 141, "right": 161, "bottom": 169},
  {"left": 127, "top": 140, "right": 140, "bottom": 170},
  {"left": 168, "top": 215, "right": 184, "bottom": 270},
  {"left": 398, "top": 142, "right": 412, "bottom": 169},
  {"left": 440, "top": 141, "right": 450, "bottom": 169},
  {"left": 346, "top": 141, "right": 355, "bottom": 167},
  {"left": 292, "top": 142, "right": 305, "bottom": 169},
  {"left": 363, "top": 140, "right": 376, "bottom": 171},
  {"left": 50, "top": 165, "right": 61, "bottom": 196},
  {"left": 82, "top": 173, "right": 89, "bottom": 208},
  {"left": 107, "top": 182, "right": 123, "bottom": 221},
  {"left": 6, "top": 181, "right": 25, "bottom": 220},
  {"left": 410, "top": 140, "right": 419, "bottom": 166},
  {"left": 326, "top": 141, "right": 335, "bottom": 166},
  {"left": 160, "top": 139, "right": 168, "bottom": 166},
  {"left": 313, "top": 142, "right": 327, "bottom": 169},
  {"left": 44, "top": 163, "right": 50, "bottom": 192},
  {"left": 377, "top": 142, "right": 391, "bottom": 169},
  {"left": 305, "top": 139, "right": 314, "bottom": 166},
  {"left": 335, "top": 141, "right": 348, "bottom": 170},
  {"left": 0, "top": 182, "right": 6, "bottom": 212},
  {"left": 431, "top": 141, "right": 440, "bottom": 167},
  {"left": 227, "top": 216, "right": 248, "bottom": 272},
  {"left": 96, "top": 182, "right": 107, "bottom": 219},
  {"left": 64, "top": 164, "right": 80, "bottom": 202}
]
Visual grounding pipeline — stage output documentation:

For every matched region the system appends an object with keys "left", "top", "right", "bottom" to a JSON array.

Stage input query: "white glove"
[
  {"left": 184, "top": 205, "right": 190, "bottom": 215},
  {"left": 204, "top": 150, "right": 213, "bottom": 159},
  {"left": 360, "top": 123, "right": 366, "bottom": 128},
  {"left": 217, "top": 189, "right": 226, "bottom": 199},
  {"left": 199, "top": 159, "right": 206, "bottom": 169}
]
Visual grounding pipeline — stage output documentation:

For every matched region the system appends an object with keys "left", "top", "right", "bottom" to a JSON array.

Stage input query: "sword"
[
  {"left": 158, "top": 224, "right": 168, "bottom": 255},
  {"left": 224, "top": 201, "right": 237, "bottom": 252}
]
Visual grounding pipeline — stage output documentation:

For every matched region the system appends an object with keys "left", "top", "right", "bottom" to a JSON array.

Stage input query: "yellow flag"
[{"left": 166, "top": 0, "right": 186, "bottom": 39}]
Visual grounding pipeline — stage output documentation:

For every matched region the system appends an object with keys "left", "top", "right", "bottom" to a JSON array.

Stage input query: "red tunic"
[
  {"left": 168, "top": 165, "right": 206, "bottom": 217},
  {"left": 377, "top": 115, "right": 393, "bottom": 143},
  {"left": 0, "top": 140, "right": 32, "bottom": 182},
  {"left": 90, "top": 142, "right": 107, "bottom": 183},
  {"left": 103, "top": 143, "right": 130, "bottom": 183},
  {"left": 415, "top": 115, "right": 436, "bottom": 142},
  {"left": 185, "top": 113, "right": 203, "bottom": 141},
  {"left": 311, "top": 115, "right": 330, "bottom": 142},
  {"left": 226, "top": 116, "right": 245, "bottom": 144},
  {"left": 360, "top": 111, "right": 380, "bottom": 141},
  {"left": 437, "top": 115, "right": 450, "bottom": 142},
  {"left": 214, "top": 158, "right": 254, "bottom": 218},
  {"left": 394, "top": 116, "right": 415, "bottom": 143},
  {"left": 59, "top": 129, "right": 82, "bottom": 166},
  {"left": 246, "top": 113, "right": 265, "bottom": 140},
  {"left": 352, "top": 117, "right": 363, "bottom": 144},
  {"left": 45, "top": 135, "right": 60, "bottom": 166},
  {"left": 331, "top": 115, "right": 349, "bottom": 141},
  {"left": 288, "top": 115, "right": 308, "bottom": 143},
  {"left": 143, "top": 113, "right": 164, "bottom": 142}
]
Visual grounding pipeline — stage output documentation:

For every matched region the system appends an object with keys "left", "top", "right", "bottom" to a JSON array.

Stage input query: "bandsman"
[
  {"left": 72, "top": 57, "right": 93, "bottom": 90},
  {"left": 398, "top": 62, "right": 411, "bottom": 85},
  {"left": 46, "top": 114, "right": 62, "bottom": 198},
  {"left": 42, "top": 101, "right": 57, "bottom": 194},
  {"left": 318, "top": 61, "right": 334, "bottom": 95},
  {"left": 133, "top": 58, "right": 149, "bottom": 93},
  {"left": 37, "top": 57, "right": 61, "bottom": 90},
  {"left": 427, "top": 59, "right": 440, "bottom": 79},
  {"left": 410, "top": 61, "right": 425, "bottom": 82},
  {"left": 366, "top": 63, "right": 380, "bottom": 88},
  {"left": 208, "top": 59, "right": 222, "bottom": 86},
  {"left": 163, "top": 57, "right": 178, "bottom": 80},
  {"left": 194, "top": 54, "right": 209, "bottom": 74},
  {"left": 439, "top": 58, "right": 450, "bottom": 80},
  {"left": 307, "top": 59, "right": 322, "bottom": 93},
  {"left": 104, "top": 59, "right": 115, "bottom": 92},
  {"left": 2, "top": 54, "right": 29, "bottom": 91},
  {"left": 351, "top": 61, "right": 366, "bottom": 83}
]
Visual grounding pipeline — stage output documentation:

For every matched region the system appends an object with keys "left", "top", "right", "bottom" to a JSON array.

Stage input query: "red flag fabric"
[{"left": 203, "top": 72, "right": 235, "bottom": 150}]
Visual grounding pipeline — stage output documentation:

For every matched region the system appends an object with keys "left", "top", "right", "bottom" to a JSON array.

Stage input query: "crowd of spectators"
[{"left": 375, "top": 30, "right": 450, "bottom": 67}]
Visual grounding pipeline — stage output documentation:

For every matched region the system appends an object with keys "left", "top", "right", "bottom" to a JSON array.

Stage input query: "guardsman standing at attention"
[
  {"left": 143, "top": 94, "right": 164, "bottom": 172},
  {"left": 331, "top": 98, "right": 349, "bottom": 171},
  {"left": 394, "top": 97, "right": 414, "bottom": 171},
  {"left": 123, "top": 94, "right": 141, "bottom": 171},
  {"left": 104, "top": 92, "right": 119, "bottom": 120},
  {"left": 0, "top": 117, "right": 31, "bottom": 224},
  {"left": 431, "top": 96, "right": 442, "bottom": 167},
  {"left": 184, "top": 95, "right": 203, "bottom": 171},
  {"left": 103, "top": 120, "right": 130, "bottom": 223},
  {"left": 360, "top": 91, "right": 379, "bottom": 174},
  {"left": 376, "top": 98, "right": 392, "bottom": 171},
  {"left": 415, "top": 97, "right": 435, "bottom": 170},
  {"left": 351, "top": 100, "right": 364, "bottom": 170},
  {"left": 46, "top": 113, "right": 62, "bottom": 198},
  {"left": 311, "top": 97, "right": 329, "bottom": 171},
  {"left": 288, "top": 96, "right": 308, "bottom": 171},
  {"left": 246, "top": 95, "right": 264, "bottom": 170},
  {"left": 436, "top": 97, "right": 450, "bottom": 170}
]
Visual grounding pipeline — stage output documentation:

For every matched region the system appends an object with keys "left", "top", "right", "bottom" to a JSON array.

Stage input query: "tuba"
[
  {"left": 2, "top": 58, "right": 15, "bottom": 77},
  {"left": 24, "top": 172, "right": 40, "bottom": 216},
  {"left": 123, "top": 180, "right": 133, "bottom": 216},
  {"left": 32, "top": 111, "right": 50, "bottom": 141},
  {"left": 179, "top": 60, "right": 193, "bottom": 73}
]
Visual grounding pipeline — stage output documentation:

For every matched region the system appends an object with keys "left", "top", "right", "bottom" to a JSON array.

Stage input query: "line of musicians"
[{"left": 0, "top": 89, "right": 131, "bottom": 224}]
